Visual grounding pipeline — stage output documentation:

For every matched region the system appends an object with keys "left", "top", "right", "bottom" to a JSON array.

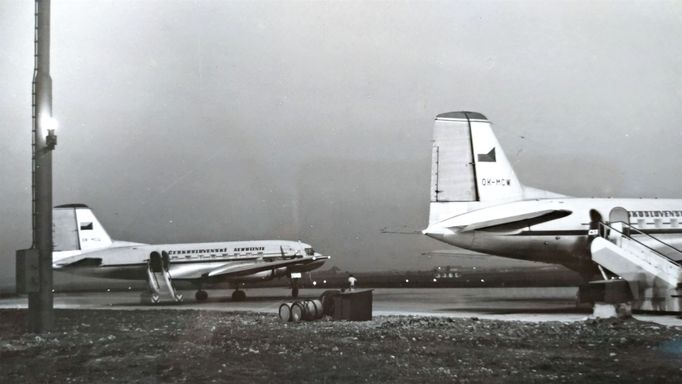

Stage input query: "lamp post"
[{"left": 28, "top": 0, "right": 57, "bottom": 333}]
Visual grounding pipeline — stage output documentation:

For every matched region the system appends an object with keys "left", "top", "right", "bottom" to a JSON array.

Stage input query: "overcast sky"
[{"left": 2, "top": 0, "right": 682, "bottom": 286}]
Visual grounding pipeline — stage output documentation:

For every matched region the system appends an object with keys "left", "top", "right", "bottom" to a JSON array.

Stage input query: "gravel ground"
[{"left": 1, "top": 309, "right": 682, "bottom": 383}]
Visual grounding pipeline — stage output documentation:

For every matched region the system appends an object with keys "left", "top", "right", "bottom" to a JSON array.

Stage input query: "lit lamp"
[
  {"left": 41, "top": 115, "right": 58, "bottom": 150},
  {"left": 46, "top": 129, "right": 57, "bottom": 150}
]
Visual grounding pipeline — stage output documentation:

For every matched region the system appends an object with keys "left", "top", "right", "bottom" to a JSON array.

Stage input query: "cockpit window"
[{"left": 305, "top": 247, "right": 314, "bottom": 256}]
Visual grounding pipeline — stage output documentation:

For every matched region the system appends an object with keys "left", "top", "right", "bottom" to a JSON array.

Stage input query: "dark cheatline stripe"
[
  {"left": 634, "top": 228, "right": 682, "bottom": 235},
  {"left": 97, "top": 256, "right": 286, "bottom": 268},
  {"left": 515, "top": 230, "right": 588, "bottom": 236},
  {"left": 517, "top": 228, "right": 682, "bottom": 237}
]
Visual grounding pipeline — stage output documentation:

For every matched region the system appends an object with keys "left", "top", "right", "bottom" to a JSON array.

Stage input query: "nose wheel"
[
  {"left": 195, "top": 290, "right": 208, "bottom": 302},
  {"left": 232, "top": 289, "right": 247, "bottom": 301},
  {"left": 290, "top": 273, "right": 301, "bottom": 298}
]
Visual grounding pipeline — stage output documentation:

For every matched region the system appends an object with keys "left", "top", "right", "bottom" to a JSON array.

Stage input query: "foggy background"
[{"left": 2, "top": 0, "right": 682, "bottom": 288}]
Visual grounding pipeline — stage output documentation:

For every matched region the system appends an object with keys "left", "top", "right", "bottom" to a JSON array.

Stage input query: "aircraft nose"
[{"left": 313, "top": 252, "right": 328, "bottom": 259}]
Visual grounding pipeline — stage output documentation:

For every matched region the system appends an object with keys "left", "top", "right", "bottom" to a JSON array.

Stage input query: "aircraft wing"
[
  {"left": 460, "top": 209, "right": 572, "bottom": 232},
  {"left": 206, "top": 255, "right": 330, "bottom": 278},
  {"left": 422, "top": 249, "right": 492, "bottom": 257}
]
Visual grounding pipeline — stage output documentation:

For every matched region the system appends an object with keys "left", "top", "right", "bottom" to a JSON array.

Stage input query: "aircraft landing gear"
[
  {"left": 232, "top": 289, "right": 246, "bottom": 302},
  {"left": 195, "top": 290, "right": 208, "bottom": 302},
  {"left": 290, "top": 273, "right": 301, "bottom": 298}
]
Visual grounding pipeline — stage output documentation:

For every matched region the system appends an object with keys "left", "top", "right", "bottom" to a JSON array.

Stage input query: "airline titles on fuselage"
[
  {"left": 166, "top": 246, "right": 272, "bottom": 261},
  {"left": 629, "top": 210, "right": 682, "bottom": 218}
]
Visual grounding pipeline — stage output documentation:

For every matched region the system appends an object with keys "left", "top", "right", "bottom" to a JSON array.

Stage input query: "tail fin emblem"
[{"left": 477, "top": 148, "right": 496, "bottom": 162}]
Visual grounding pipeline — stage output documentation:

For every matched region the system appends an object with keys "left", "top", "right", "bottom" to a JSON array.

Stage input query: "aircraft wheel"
[
  {"left": 319, "top": 290, "right": 340, "bottom": 316},
  {"left": 232, "top": 290, "right": 246, "bottom": 302},
  {"left": 195, "top": 290, "right": 208, "bottom": 302}
]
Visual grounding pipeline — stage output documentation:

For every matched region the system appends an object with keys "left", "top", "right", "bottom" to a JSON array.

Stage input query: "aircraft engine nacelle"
[
  {"left": 272, "top": 267, "right": 288, "bottom": 278},
  {"left": 288, "top": 259, "right": 326, "bottom": 273},
  {"left": 237, "top": 267, "right": 288, "bottom": 282}
]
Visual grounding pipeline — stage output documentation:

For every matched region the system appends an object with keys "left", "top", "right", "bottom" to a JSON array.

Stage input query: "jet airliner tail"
[
  {"left": 53, "top": 204, "right": 113, "bottom": 252},
  {"left": 428, "top": 111, "right": 563, "bottom": 225}
]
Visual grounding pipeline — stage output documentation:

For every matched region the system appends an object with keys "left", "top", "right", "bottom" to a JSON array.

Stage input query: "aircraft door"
[
  {"left": 609, "top": 206, "right": 630, "bottom": 225},
  {"left": 609, "top": 206, "right": 630, "bottom": 236},
  {"left": 149, "top": 251, "right": 163, "bottom": 273}
]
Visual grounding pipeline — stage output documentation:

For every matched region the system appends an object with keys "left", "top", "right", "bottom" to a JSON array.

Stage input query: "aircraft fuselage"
[
  {"left": 54, "top": 239, "right": 325, "bottom": 282},
  {"left": 424, "top": 198, "right": 682, "bottom": 273}
]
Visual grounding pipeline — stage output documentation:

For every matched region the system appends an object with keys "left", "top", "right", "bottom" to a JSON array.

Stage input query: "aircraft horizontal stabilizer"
[
  {"left": 460, "top": 209, "right": 572, "bottom": 232},
  {"left": 206, "top": 255, "right": 330, "bottom": 278},
  {"left": 53, "top": 256, "right": 103, "bottom": 269}
]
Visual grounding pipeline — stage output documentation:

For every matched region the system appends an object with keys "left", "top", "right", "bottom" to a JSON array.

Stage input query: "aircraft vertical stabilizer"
[
  {"left": 429, "top": 112, "right": 523, "bottom": 224},
  {"left": 428, "top": 111, "right": 566, "bottom": 225},
  {"left": 53, "top": 204, "right": 113, "bottom": 252}
]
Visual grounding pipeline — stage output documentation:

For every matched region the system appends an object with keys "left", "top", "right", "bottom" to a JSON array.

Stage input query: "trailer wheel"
[{"left": 319, "top": 290, "right": 340, "bottom": 316}]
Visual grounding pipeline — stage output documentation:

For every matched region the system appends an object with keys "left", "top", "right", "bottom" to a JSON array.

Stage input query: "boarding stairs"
[
  {"left": 143, "top": 251, "right": 183, "bottom": 304},
  {"left": 589, "top": 208, "right": 682, "bottom": 312}
]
